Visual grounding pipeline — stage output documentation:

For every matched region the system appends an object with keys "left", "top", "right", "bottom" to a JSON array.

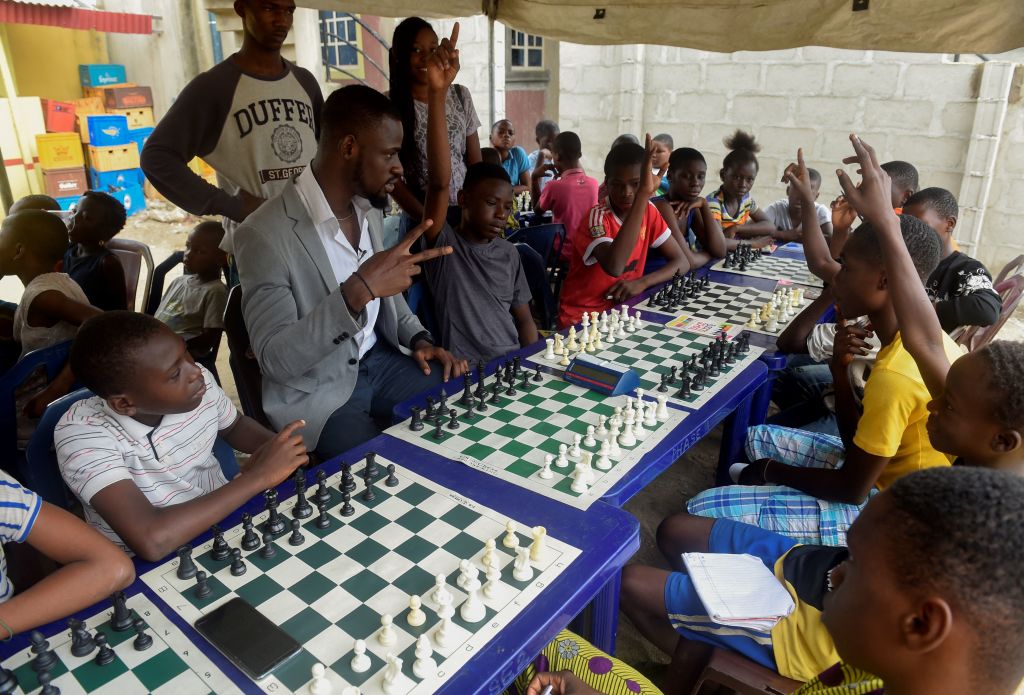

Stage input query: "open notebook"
[{"left": 682, "top": 552, "right": 796, "bottom": 632}]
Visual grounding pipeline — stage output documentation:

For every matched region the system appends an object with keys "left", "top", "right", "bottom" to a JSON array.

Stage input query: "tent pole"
[{"left": 488, "top": 16, "right": 495, "bottom": 123}]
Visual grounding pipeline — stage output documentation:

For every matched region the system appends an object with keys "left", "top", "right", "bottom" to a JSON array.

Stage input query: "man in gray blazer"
[{"left": 234, "top": 84, "right": 467, "bottom": 458}]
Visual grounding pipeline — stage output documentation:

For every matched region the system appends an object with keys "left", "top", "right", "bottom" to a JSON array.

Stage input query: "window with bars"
[
  {"left": 509, "top": 30, "right": 544, "bottom": 69},
  {"left": 319, "top": 11, "right": 362, "bottom": 69}
]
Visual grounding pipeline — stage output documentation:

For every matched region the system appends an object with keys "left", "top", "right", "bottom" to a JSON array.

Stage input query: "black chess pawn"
[
  {"left": 132, "top": 617, "right": 153, "bottom": 651},
  {"left": 240, "top": 514, "right": 260, "bottom": 551},
  {"left": 0, "top": 665, "right": 18, "bottom": 695},
  {"left": 475, "top": 392, "right": 488, "bottom": 412},
  {"left": 447, "top": 408, "right": 460, "bottom": 430},
  {"left": 29, "top": 631, "right": 56, "bottom": 672},
  {"left": 519, "top": 370, "right": 530, "bottom": 391},
  {"left": 230, "top": 547, "right": 247, "bottom": 576},
  {"left": 668, "top": 366, "right": 678, "bottom": 385},
  {"left": 287, "top": 519, "right": 305, "bottom": 546},
  {"left": 176, "top": 544, "right": 197, "bottom": 580},
  {"left": 340, "top": 462, "right": 356, "bottom": 493},
  {"left": 340, "top": 491, "right": 355, "bottom": 517},
  {"left": 259, "top": 532, "right": 276, "bottom": 559},
  {"left": 385, "top": 463, "right": 399, "bottom": 487},
  {"left": 679, "top": 375, "right": 692, "bottom": 397},
  {"left": 438, "top": 387, "right": 448, "bottom": 415},
  {"left": 69, "top": 618, "right": 95, "bottom": 658},
  {"left": 693, "top": 367, "right": 707, "bottom": 390},
  {"left": 37, "top": 669, "right": 57, "bottom": 695},
  {"left": 210, "top": 524, "right": 230, "bottom": 561},
  {"left": 315, "top": 468, "right": 330, "bottom": 505},
  {"left": 489, "top": 381, "right": 501, "bottom": 404},
  {"left": 94, "top": 632, "right": 115, "bottom": 666},
  {"left": 194, "top": 570, "right": 212, "bottom": 599},
  {"left": 110, "top": 590, "right": 133, "bottom": 632},
  {"left": 409, "top": 406, "right": 424, "bottom": 431},
  {"left": 658, "top": 373, "right": 669, "bottom": 393},
  {"left": 315, "top": 499, "right": 331, "bottom": 529},
  {"left": 361, "top": 475, "right": 376, "bottom": 503},
  {"left": 513, "top": 356, "right": 522, "bottom": 376},
  {"left": 532, "top": 367, "right": 543, "bottom": 382},
  {"left": 432, "top": 419, "right": 445, "bottom": 440},
  {"left": 292, "top": 471, "right": 312, "bottom": 520},
  {"left": 505, "top": 374, "right": 516, "bottom": 396}
]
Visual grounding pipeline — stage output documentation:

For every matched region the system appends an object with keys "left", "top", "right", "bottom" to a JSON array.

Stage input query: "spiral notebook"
[{"left": 681, "top": 552, "right": 796, "bottom": 632}]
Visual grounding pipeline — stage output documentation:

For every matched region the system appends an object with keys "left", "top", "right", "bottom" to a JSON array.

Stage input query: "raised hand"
[
  {"left": 354, "top": 221, "right": 453, "bottom": 299},
  {"left": 781, "top": 148, "right": 814, "bottom": 204},
  {"left": 830, "top": 194, "right": 858, "bottom": 232},
  {"left": 640, "top": 133, "right": 666, "bottom": 197},
  {"left": 426, "top": 22, "right": 460, "bottom": 91},
  {"left": 836, "top": 134, "right": 898, "bottom": 229}
]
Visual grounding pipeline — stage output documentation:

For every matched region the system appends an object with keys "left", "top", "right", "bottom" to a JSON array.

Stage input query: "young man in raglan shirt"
[{"left": 141, "top": 0, "right": 323, "bottom": 267}]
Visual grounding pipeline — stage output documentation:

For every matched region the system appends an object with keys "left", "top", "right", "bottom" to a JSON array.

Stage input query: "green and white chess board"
[
  {"left": 142, "top": 455, "right": 580, "bottom": 694},
  {"left": 387, "top": 372, "right": 686, "bottom": 509},
  {"left": 526, "top": 323, "right": 764, "bottom": 409},
  {"left": 711, "top": 254, "right": 823, "bottom": 287},
  {"left": 3, "top": 593, "right": 237, "bottom": 694}
]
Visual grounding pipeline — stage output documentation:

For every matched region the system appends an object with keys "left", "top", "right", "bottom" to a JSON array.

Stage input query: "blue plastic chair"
[
  {"left": 25, "top": 388, "right": 240, "bottom": 508},
  {"left": 515, "top": 244, "right": 558, "bottom": 330},
  {"left": 0, "top": 340, "right": 73, "bottom": 467},
  {"left": 506, "top": 223, "right": 566, "bottom": 267},
  {"left": 404, "top": 280, "right": 439, "bottom": 337}
]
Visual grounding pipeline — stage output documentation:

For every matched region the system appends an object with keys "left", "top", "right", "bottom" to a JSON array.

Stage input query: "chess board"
[
  {"left": 386, "top": 372, "right": 687, "bottom": 510},
  {"left": 642, "top": 280, "right": 779, "bottom": 333},
  {"left": 142, "top": 455, "right": 580, "bottom": 695},
  {"left": 711, "top": 255, "right": 823, "bottom": 288},
  {"left": 2, "top": 593, "right": 237, "bottom": 694},
  {"left": 525, "top": 323, "right": 764, "bottom": 409}
]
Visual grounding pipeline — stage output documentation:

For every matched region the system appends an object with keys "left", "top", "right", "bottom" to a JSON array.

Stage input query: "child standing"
[
  {"left": 558, "top": 137, "right": 687, "bottom": 327},
  {"left": 62, "top": 191, "right": 128, "bottom": 311},
  {"left": 490, "top": 119, "right": 531, "bottom": 193},
  {"left": 654, "top": 147, "right": 727, "bottom": 265},
  {"left": 707, "top": 130, "right": 777, "bottom": 242},
  {"left": 527, "top": 119, "right": 559, "bottom": 193},
  {"left": 531, "top": 132, "right": 599, "bottom": 263},
  {"left": 763, "top": 167, "right": 833, "bottom": 243},
  {"left": 154, "top": 221, "right": 229, "bottom": 361}
]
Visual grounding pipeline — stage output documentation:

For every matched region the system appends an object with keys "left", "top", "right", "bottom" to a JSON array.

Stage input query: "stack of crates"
[
  {"left": 35, "top": 98, "right": 87, "bottom": 208},
  {"left": 75, "top": 64, "right": 147, "bottom": 216}
]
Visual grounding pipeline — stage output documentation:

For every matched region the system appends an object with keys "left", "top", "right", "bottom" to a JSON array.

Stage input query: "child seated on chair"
[
  {"left": 490, "top": 119, "right": 531, "bottom": 193},
  {"left": 56, "top": 312, "right": 308, "bottom": 560},
  {"left": 0, "top": 211, "right": 100, "bottom": 444},
  {"left": 762, "top": 166, "right": 833, "bottom": 243},
  {"left": 558, "top": 136, "right": 687, "bottom": 327},
  {"left": 0, "top": 469, "right": 135, "bottom": 637},
  {"left": 706, "top": 130, "right": 776, "bottom": 248},
  {"left": 8, "top": 195, "right": 60, "bottom": 214},
  {"left": 154, "top": 221, "right": 228, "bottom": 361},
  {"left": 650, "top": 133, "right": 673, "bottom": 196},
  {"left": 416, "top": 34, "right": 537, "bottom": 363},
  {"left": 63, "top": 191, "right": 128, "bottom": 311},
  {"left": 530, "top": 131, "right": 599, "bottom": 263},
  {"left": 654, "top": 147, "right": 727, "bottom": 267}
]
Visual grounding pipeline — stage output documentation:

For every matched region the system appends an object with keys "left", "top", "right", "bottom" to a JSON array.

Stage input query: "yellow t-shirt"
[{"left": 852, "top": 331, "right": 963, "bottom": 490}]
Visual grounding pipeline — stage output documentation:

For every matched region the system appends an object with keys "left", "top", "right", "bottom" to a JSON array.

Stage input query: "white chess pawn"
[
  {"left": 566, "top": 326, "right": 578, "bottom": 352},
  {"left": 595, "top": 415, "right": 609, "bottom": 442},
  {"left": 483, "top": 555, "right": 501, "bottom": 599},
  {"left": 407, "top": 595, "right": 426, "bottom": 627},
  {"left": 504, "top": 521, "right": 519, "bottom": 548},
  {"left": 607, "top": 423, "right": 622, "bottom": 458},
  {"left": 412, "top": 634, "right": 437, "bottom": 679},
  {"left": 570, "top": 463, "right": 590, "bottom": 493},
  {"left": 644, "top": 401, "right": 657, "bottom": 428},
  {"left": 530, "top": 526, "right": 547, "bottom": 562},
  {"left": 595, "top": 440, "right": 612, "bottom": 471},
  {"left": 766, "top": 313, "right": 778, "bottom": 332},
  {"left": 583, "top": 425, "right": 597, "bottom": 448},
  {"left": 618, "top": 412, "right": 637, "bottom": 447},
  {"left": 378, "top": 613, "right": 397, "bottom": 646},
  {"left": 539, "top": 455, "right": 554, "bottom": 479},
  {"left": 613, "top": 405, "right": 622, "bottom": 421},
  {"left": 513, "top": 546, "right": 534, "bottom": 581},
  {"left": 558, "top": 351, "right": 570, "bottom": 367},
  {"left": 628, "top": 314, "right": 639, "bottom": 332},
  {"left": 556, "top": 443, "right": 569, "bottom": 468},
  {"left": 634, "top": 411, "right": 649, "bottom": 441},
  {"left": 636, "top": 387, "right": 646, "bottom": 403},
  {"left": 351, "top": 639, "right": 371, "bottom": 673},
  {"left": 433, "top": 616, "right": 453, "bottom": 649},
  {"left": 543, "top": 338, "right": 555, "bottom": 360},
  {"left": 746, "top": 309, "right": 759, "bottom": 328},
  {"left": 605, "top": 326, "right": 616, "bottom": 345},
  {"left": 310, "top": 663, "right": 332, "bottom": 695},
  {"left": 594, "top": 333, "right": 604, "bottom": 350},
  {"left": 456, "top": 558, "right": 472, "bottom": 588},
  {"left": 656, "top": 393, "right": 670, "bottom": 421},
  {"left": 633, "top": 313, "right": 644, "bottom": 331},
  {"left": 585, "top": 336, "right": 597, "bottom": 353},
  {"left": 616, "top": 321, "right": 628, "bottom": 339},
  {"left": 481, "top": 538, "right": 497, "bottom": 568},
  {"left": 569, "top": 434, "right": 582, "bottom": 459}
]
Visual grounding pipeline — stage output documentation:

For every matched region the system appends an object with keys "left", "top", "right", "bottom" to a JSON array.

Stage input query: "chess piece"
[
  {"left": 481, "top": 538, "right": 498, "bottom": 569},
  {"left": 351, "top": 639, "right": 371, "bottom": 673},
  {"left": 456, "top": 559, "right": 476, "bottom": 588},
  {"left": 292, "top": 470, "right": 312, "bottom": 519},
  {"left": 176, "top": 544, "right": 197, "bottom": 580},
  {"left": 558, "top": 350, "right": 570, "bottom": 367},
  {"left": 412, "top": 634, "right": 437, "bottom": 679},
  {"left": 315, "top": 468, "right": 330, "bottom": 504},
  {"left": 434, "top": 616, "right": 453, "bottom": 649},
  {"left": 432, "top": 419, "right": 445, "bottom": 440},
  {"left": 309, "top": 662, "right": 332, "bottom": 695},
  {"left": 595, "top": 441, "right": 611, "bottom": 471},
  {"left": 656, "top": 394, "right": 670, "bottom": 421},
  {"left": 340, "top": 491, "right": 355, "bottom": 517},
  {"left": 194, "top": 570, "right": 212, "bottom": 599},
  {"left": 315, "top": 499, "right": 331, "bottom": 529},
  {"left": 529, "top": 526, "right": 547, "bottom": 562},
  {"left": 37, "top": 670, "right": 57, "bottom": 695},
  {"left": 568, "top": 434, "right": 582, "bottom": 459},
  {"left": 543, "top": 337, "right": 555, "bottom": 360},
  {"left": 407, "top": 595, "right": 426, "bottom": 627},
  {"left": 378, "top": 613, "right": 397, "bottom": 646},
  {"left": 94, "top": 632, "right": 115, "bottom": 666},
  {"left": 430, "top": 573, "right": 453, "bottom": 608},
  {"left": 595, "top": 415, "right": 609, "bottom": 441},
  {"left": 556, "top": 443, "right": 569, "bottom": 468},
  {"left": 570, "top": 463, "right": 590, "bottom": 492},
  {"left": 532, "top": 367, "right": 543, "bottom": 382},
  {"left": 362, "top": 475, "right": 376, "bottom": 503},
  {"left": 512, "top": 546, "right": 534, "bottom": 581},
  {"left": 0, "top": 667, "right": 18, "bottom": 695},
  {"left": 230, "top": 547, "right": 247, "bottom": 576},
  {"left": 69, "top": 618, "right": 96, "bottom": 657},
  {"left": 447, "top": 408, "right": 460, "bottom": 430},
  {"left": 459, "top": 373, "right": 474, "bottom": 407},
  {"left": 29, "top": 631, "right": 56, "bottom": 672},
  {"left": 658, "top": 373, "right": 669, "bottom": 393},
  {"left": 552, "top": 334, "right": 564, "bottom": 357},
  {"left": 459, "top": 572, "right": 485, "bottom": 623},
  {"left": 382, "top": 654, "right": 404, "bottom": 694},
  {"left": 489, "top": 381, "right": 502, "bottom": 404},
  {"left": 475, "top": 392, "right": 488, "bottom": 412},
  {"left": 583, "top": 425, "right": 596, "bottom": 448},
  {"left": 132, "top": 617, "right": 153, "bottom": 651},
  {"left": 503, "top": 520, "right": 519, "bottom": 548},
  {"left": 618, "top": 412, "right": 637, "bottom": 447},
  {"left": 340, "top": 462, "right": 356, "bottom": 492},
  {"left": 364, "top": 452, "right": 379, "bottom": 480},
  {"left": 538, "top": 454, "right": 554, "bottom": 479},
  {"left": 288, "top": 518, "right": 306, "bottom": 546},
  {"left": 410, "top": 406, "right": 424, "bottom": 431},
  {"left": 260, "top": 531, "right": 276, "bottom": 559},
  {"left": 210, "top": 524, "right": 230, "bottom": 560},
  {"left": 385, "top": 463, "right": 399, "bottom": 487},
  {"left": 263, "top": 489, "right": 285, "bottom": 535},
  {"left": 483, "top": 555, "right": 501, "bottom": 599},
  {"left": 241, "top": 513, "right": 260, "bottom": 551},
  {"left": 110, "top": 590, "right": 133, "bottom": 632}
]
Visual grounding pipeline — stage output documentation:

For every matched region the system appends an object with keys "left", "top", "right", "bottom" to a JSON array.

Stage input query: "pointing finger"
[{"left": 277, "top": 419, "right": 306, "bottom": 440}]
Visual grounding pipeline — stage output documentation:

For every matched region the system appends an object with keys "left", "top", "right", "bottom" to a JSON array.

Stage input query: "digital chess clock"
[{"left": 564, "top": 353, "right": 640, "bottom": 396}]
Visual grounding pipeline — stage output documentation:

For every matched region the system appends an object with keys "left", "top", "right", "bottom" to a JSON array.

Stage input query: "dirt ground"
[{"left": 11, "top": 207, "right": 1024, "bottom": 683}]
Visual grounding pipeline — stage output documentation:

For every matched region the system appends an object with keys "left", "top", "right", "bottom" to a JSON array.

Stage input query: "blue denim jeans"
[
  {"left": 314, "top": 341, "right": 443, "bottom": 459},
  {"left": 767, "top": 354, "right": 839, "bottom": 437}
]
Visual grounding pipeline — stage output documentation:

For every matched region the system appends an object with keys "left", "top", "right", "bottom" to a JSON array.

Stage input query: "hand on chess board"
[
  {"left": 426, "top": 22, "right": 460, "bottom": 92},
  {"left": 527, "top": 670, "right": 605, "bottom": 695},
  {"left": 245, "top": 419, "right": 309, "bottom": 489},
  {"left": 411, "top": 341, "right": 468, "bottom": 381},
  {"left": 606, "top": 277, "right": 647, "bottom": 303},
  {"left": 836, "top": 134, "right": 900, "bottom": 231}
]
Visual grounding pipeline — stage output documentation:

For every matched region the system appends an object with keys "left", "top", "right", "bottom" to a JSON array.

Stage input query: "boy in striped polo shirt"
[{"left": 57, "top": 312, "right": 308, "bottom": 561}]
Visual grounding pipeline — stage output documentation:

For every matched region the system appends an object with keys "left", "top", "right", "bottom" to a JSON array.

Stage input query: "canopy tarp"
[{"left": 300, "top": 0, "right": 1024, "bottom": 54}]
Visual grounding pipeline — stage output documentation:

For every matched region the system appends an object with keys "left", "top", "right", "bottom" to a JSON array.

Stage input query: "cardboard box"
[
  {"left": 35, "top": 133, "right": 85, "bottom": 170},
  {"left": 41, "top": 99, "right": 75, "bottom": 133},
  {"left": 102, "top": 85, "right": 153, "bottom": 110},
  {"left": 127, "top": 126, "right": 154, "bottom": 154},
  {"left": 88, "top": 167, "right": 143, "bottom": 192},
  {"left": 107, "top": 107, "right": 155, "bottom": 129},
  {"left": 87, "top": 144, "right": 140, "bottom": 172},
  {"left": 110, "top": 184, "right": 146, "bottom": 217},
  {"left": 85, "top": 114, "right": 130, "bottom": 147},
  {"left": 82, "top": 83, "right": 133, "bottom": 100},
  {"left": 79, "top": 64, "right": 126, "bottom": 88},
  {"left": 42, "top": 167, "right": 87, "bottom": 198},
  {"left": 71, "top": 97, "right": 104, "bottom": 116}
]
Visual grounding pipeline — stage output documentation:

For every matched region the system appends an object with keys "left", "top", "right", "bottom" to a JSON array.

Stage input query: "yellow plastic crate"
[
  {"left": 107, "top": 107, "right": 155, "bottom": 129},
  {"left": 87, "top": 144, "right": 140, "bottom": 172},
  {"left": 71, "top": 97, "right": 105, "bottom": 116},
  {"left": 35, "top": 133, "right": 85, "bottom": 169}
]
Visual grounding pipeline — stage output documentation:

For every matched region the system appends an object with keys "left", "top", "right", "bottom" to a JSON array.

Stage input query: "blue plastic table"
[{"left": 0, "top": 435, "right": 639, "bottom": 694}]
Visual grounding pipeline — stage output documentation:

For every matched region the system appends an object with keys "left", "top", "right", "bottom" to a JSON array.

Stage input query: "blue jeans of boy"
[{"left": 767, "top": 354, "right": 839, "bottom": 437}]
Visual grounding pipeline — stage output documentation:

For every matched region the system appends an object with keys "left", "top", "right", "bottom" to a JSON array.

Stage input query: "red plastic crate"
[{"left": 41, "top": 99, "right": 76, "bottom": 133}]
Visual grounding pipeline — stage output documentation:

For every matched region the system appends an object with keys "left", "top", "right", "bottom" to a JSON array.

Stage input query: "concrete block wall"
[{"left": 978, "top": 97, "right": 1024, "bottom": 272}]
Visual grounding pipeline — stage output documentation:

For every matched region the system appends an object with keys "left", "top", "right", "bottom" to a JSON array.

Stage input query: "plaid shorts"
[{"left": 687, "top": 425, "right": 872, "bottom": 546}]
